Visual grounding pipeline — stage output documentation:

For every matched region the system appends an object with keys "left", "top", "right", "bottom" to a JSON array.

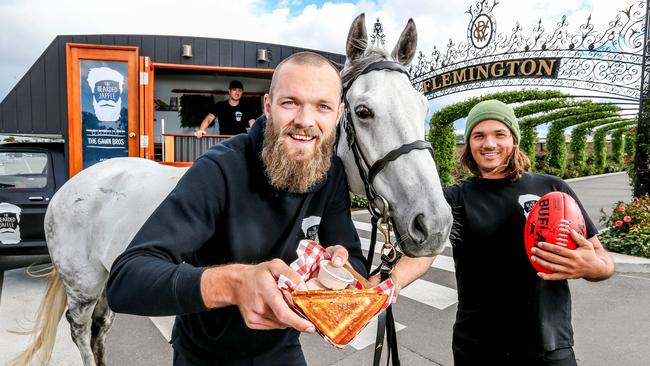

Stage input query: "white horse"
[{"left": 9, "top": 14, "right": 452, "bottom": 366}]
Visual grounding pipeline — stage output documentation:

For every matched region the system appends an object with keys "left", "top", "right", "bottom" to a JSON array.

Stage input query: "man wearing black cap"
[{"left": 195, "top": 80, "right": 257, "bottom": 137}]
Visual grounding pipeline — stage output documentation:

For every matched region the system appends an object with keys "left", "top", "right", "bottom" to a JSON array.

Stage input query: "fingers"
[
  {"left": 368, "top": 274, "right": 381, "bottom": 287},
  {"left": 267, "top": 258, "right": 306, "bottom": 290},
  {"left": 570, "top": 229, "right": 594, "bottom": 249},
  {"left": 531, "top": 243, "right": 572, "bottom": 267},
  {"left": 530, "top": 252, "right": 566, "bottom": 275},
  {"left": 236, "top": 260, "right": 314, "bottom": 333},
  {"left": 264, "top": 286, "right": 314, "bottom": 333},
  {"left": 263, "top": 260, "right": 313, "bottom": 331},
  {"left": 325, "top": 245, "right": 349, "bottom": 267},
  {"left": 537, "top": 271, "right": 570, "bottom": 281}
]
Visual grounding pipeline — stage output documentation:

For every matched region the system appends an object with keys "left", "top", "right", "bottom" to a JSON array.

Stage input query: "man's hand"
[
  {"left": 531, "top": 229, "right": 615, "bottom": 281},
  {"left": 200, "top": 260, "right": 314, "bottom": 333},
  {"left": 194, "top": 130, "right": 207, "bottom": 138},
  {"left": 368, "top": 255, "right": 436, "bottom": 302}
]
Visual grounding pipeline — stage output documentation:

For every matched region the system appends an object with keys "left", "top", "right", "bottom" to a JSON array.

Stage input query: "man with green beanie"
[{"left": 443, "top": 99, "right": 614, "bottom": 365}]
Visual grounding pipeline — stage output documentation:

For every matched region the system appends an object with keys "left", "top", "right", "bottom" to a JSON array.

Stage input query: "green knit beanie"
[{"left": 464, "top": 99, "right": 520, "bottom": 144}]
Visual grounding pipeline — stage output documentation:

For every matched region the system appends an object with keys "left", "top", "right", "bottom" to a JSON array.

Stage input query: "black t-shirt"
[
  {"left": 443, "top": 173, "right": 597, "bottom": 355},
  {"left": 211, "top": 100, "right": 256, "bottom": 135}
]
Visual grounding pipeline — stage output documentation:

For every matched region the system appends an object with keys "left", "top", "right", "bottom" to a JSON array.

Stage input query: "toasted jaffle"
[{"left": 291, "top": 289, "right": 387, "bottom": 344}]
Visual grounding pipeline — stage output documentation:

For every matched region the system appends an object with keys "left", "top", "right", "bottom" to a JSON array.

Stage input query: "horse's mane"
[{"left": 341, "top": 46, "right": 391, "bottom": 87}]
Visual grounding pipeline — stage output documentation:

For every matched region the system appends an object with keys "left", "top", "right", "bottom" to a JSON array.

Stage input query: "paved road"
[
  {"left": 564, "top": 172, "right": 632, "bottom": 230},
  {"left": 1, "top": 172, "right": 647, "bottom": 366}
]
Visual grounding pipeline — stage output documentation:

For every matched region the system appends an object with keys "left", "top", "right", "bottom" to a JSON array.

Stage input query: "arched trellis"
[
  {"left": 569, "top": 117, "right": 636, "bottom": 174},
  {"left": 610, "top": 126, "right": 638, "bottom": 167},
  {"left": 428, "top": 89, "right": 567, "bottom": 185},
  {"left": 402, "top": 0, "right": 650, "bottom": 193},
  {"left": 428, "top": 89, "right": 625, "bottom": 185},
  {"left": 544, "top": 108, "right": 622, "bottom": 175},
  {"left": 594, "top": 121, "right": 638, "bottom": 173},
  {"left": 611, "top": 129, "right": 627, "bottom": 166},
  {"left": 519, "top": 103, "right": 620, "bottom": 169},
  {"left": 624, "top": 128, "right": 638, "bottom": 164},
  {"left": 516, "top": 99, "right": 596, "bottom": 161}
]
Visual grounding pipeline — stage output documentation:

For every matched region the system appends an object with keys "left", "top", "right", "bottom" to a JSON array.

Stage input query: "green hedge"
[
  {"left": 428, "top": 89, "right": 568, "bottom": 186},
  {"left": 543, "top": 107, "right": 619, "bottom": 176},
  {"left": 569, "top": 117, "right": 629, "bottom": 175},
  {"left": 610, "top": 129, "right": 625, "bottom": 167},
  {"left": 593, "top": 121, "right": 637, "bottom": 174},
  {"left": 179, "top": 94, "right": 214, "bottom": 128}
]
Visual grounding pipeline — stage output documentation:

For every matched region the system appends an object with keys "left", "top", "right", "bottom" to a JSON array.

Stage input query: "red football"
[{"left": 524, "top": 191, "right": 586, "bottom": 274}]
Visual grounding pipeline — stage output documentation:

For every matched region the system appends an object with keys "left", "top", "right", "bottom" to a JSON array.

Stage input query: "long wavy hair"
[{"left": 461, "top": 143, "right": 531, "bottom": 181}]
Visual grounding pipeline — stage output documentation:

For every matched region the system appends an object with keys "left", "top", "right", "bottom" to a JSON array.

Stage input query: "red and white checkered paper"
[{"left": 277, "top": 240, "right": 395, "bottom": 348}]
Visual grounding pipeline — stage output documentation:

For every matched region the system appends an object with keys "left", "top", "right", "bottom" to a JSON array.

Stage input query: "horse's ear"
[
  {"left": 391, "top": 18, "right": 418, "bottom": 65},
  {"left": 346, "top": 13, "right": 368, "bottom": 62}
]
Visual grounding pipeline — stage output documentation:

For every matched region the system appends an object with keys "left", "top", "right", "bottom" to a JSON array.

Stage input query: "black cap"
[{"left": 228, "top": 80, "right": 243, "bottom": 90}]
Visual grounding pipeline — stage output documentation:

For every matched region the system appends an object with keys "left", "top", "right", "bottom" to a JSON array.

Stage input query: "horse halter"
[
  {"left": 341, "top": 59, "right": 433, "bottom": 366},
  {"left": 341, "top": 60, "right": 434, "bottom": 265}
]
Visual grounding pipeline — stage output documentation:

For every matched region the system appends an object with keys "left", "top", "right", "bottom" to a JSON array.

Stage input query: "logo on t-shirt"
[
  {"left": 301, "top": 216, "right": 321, "bottom": 241},
  {"left": 518, "top": 194, "right": 540, "bottom": 218},
  {"left": 235, "top": 111, "right": 242, "bottom": 122}
]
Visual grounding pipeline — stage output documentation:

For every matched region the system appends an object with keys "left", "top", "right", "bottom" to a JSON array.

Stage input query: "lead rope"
[{"left": 368, "top": 216, "right": 402, "bottom": 366}]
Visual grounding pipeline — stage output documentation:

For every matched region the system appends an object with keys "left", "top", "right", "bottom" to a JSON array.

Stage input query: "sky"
[{"left": 0, "top": 0, "right": 633, "bottom": 134}]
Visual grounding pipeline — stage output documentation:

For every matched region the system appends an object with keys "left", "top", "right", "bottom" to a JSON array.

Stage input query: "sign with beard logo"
[
  {"left": 0, "top": 202, "right": 21, "bottom": 244},
  {"left": 80, "top": 61, "right": 129, "bottom": 169}
]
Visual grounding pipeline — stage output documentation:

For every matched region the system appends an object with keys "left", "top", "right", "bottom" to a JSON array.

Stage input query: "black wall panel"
[
  {"left": 139, "top": 36, "right": 154, "bottom": 59},
  {"left": 232, "top": 41, "right": 245, "bottom": 68},
  {"left": 194, "top": 38, "right": 207, "bottom": 66},
  {"left": 0, "top": 34, "right": 345, "bottom": 135},
  {"left": 154, "top": 36, "right": 168, "bottom": 63},
  {"left": 219, "top": 40, "right": 233, "bottom": 67},
  {"left": 168, "top": 37, "right": 181, "bottom": 65},
  {"left": 30, "top": 57, "right": 46, "bottom": 133},
  {"left": 207, "top": 39, "right": 220, "bottom": 66},
  {"left": 16, "top": 78, "right": 32, "bottom": 133},
  {"left": 3, "top": 91, "right": 18, "bottom": 132}
]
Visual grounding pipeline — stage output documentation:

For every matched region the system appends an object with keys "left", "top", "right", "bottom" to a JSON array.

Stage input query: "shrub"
[
  {"left": 349, "top": 192, "right": 368, "bottom": 208},
  {"left": 179, "top": 94, "right": 214, "bottom": 128},
  {"left": 599, "top": 195, "right": 650, "bottom": 258}
]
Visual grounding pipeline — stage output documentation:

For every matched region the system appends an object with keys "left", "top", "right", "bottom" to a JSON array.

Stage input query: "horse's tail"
[{"left": 7, "top": 270, "right": 67, "bottom": 366}]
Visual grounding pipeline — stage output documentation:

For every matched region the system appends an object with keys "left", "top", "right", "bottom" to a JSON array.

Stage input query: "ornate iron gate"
[{"left": 402, "top": 0, "right": 649, "bottom": 195}]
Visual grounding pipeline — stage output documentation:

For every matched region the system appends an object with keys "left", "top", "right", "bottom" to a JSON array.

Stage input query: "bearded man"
[{"left": 106, "top": 52, "right": 365, "bottom": 366}]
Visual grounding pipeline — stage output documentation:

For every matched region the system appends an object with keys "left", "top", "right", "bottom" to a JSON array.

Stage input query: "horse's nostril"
[{"left": 410, "top": 213, "right": 428, "bottom": 244}]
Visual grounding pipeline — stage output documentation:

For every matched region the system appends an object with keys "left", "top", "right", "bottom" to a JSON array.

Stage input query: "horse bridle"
[
  {"left": 340, "top": 60, "right": 434, "bottom": 366},
  {"left": 341, "top": 60, "right": 433, "bottom": 267}
]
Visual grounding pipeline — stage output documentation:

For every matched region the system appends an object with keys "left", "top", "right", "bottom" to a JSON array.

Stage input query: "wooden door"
[{"left": 66, "top": 43, "right": 139, "bottom": 176}]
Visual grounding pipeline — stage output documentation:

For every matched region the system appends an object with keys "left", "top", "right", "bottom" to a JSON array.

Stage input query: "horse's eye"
[{"left": 354, "top": 105, "right": 374, "bottom": 119}]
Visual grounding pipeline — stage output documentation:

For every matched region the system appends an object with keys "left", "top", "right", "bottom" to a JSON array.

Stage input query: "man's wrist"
[{"left": 201, "top": 264, "right": 246, "bottom": 308}]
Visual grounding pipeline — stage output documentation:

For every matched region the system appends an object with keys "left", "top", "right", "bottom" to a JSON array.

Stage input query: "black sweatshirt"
[{"left": 106, "top": 117, "right": 366, "bottom": 364}]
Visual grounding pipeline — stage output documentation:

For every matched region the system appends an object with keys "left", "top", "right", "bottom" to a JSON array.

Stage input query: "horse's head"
[{"left": 337, "top": 14, "right": 453, "bottom": 257}]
